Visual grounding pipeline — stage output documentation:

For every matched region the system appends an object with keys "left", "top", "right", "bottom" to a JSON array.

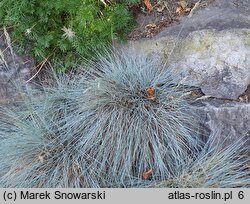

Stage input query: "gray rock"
[
  {"left": 195, "top": 100, "right": 250, "bottom": 150},
  {"left": 170, "top": 29, "right": 250, "bottom": 100},
  {"left": 126, "top": 0, "right": 250, "bottom": 100},
  {"left": 128, "top": 28, "right": 250, "bottom": 100},
  {"left": 157, "top": 0, "right": 250, "bottom": 38},
  {"left": 123, "top": 0, "right": 250, "bottom": 148}
]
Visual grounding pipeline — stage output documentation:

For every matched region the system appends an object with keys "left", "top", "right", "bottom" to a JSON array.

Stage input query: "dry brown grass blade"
[
  {"left": 26, "top": 57, "right": 49, "bottom": 83},
  {"left": 3, "top": 26, "right": 14, "bottom": 56},
  {"left": 0, "top": 48, "right": 8, "bottom": 68}
]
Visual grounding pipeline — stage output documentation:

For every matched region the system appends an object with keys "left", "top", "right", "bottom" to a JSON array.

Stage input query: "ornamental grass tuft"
[
  {"left": 0, "top": 50, "right": 203, "bottom": 187},
  {"left": 152, "top": 133, "right": 250, "bottom": 188}
]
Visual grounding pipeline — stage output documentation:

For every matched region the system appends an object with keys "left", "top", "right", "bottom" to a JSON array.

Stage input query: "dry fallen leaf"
[
  {"left": 143, "top": 0, "right": 153, "bottom": 12},
  {"left": 176, "top": 0, "right": 191, "bottom": 15},
  {"left": 178, "top": 0, "right": 187, "bottom": 9},
  {"left": 145, "top": 23, "right": 156, "bottom": 29},
  {"left": 156, "top": 4, "right": 166, "bottom": 12},
  {"left": 185, "top": 7, "right": 191, "bottom": 12},
  {"left": 146, "top": 87, "right": 155, "bottom": 100},
  {"left": 142, "top": 169, "right": 153, "bottom": 180},
  {"left": 176, "top": 6, "right": 183, "bottom": 14}
]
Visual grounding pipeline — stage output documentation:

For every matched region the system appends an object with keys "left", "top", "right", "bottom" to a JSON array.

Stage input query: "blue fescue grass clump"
[
  {"left": 0, "top": 50, "right": 203, "bottom": 187},
  {"left": 59, "top": 51, "right": 203, "bottom": 183},
  {"left": 0, "top": 103, "right": 87, "bottom": 187},
  {"left": 151, "top": 134, "right": 250, "bottom": 188}
]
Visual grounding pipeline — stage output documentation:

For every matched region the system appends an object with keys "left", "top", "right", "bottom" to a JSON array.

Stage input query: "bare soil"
[{"left": 127, "top": 0, "right": 215, "bottom": 40}]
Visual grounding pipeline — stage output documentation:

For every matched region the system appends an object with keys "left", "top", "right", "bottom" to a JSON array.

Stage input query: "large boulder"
[
  {"left": 157, "top": 0, "right": 250, "bottom": 38},
  {"left": 129, "top": 28, "right": 250, "bottom": 100},
  {"left": 127, "top": 0, "right": 250, "bottom": 100},
  {"left": 125, "top": 0, "right": 250, "bottom": 145},
  {"left": 170, "top": 29, "right": 250, "bottom": 100}
]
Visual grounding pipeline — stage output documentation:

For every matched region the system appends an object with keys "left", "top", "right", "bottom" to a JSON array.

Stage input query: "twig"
[
  {"left": 188, "top": 0, "right": 201, "bottom": 18},
  {"left": 26, "top": 57, "right": 49, "bottom": 83}
]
